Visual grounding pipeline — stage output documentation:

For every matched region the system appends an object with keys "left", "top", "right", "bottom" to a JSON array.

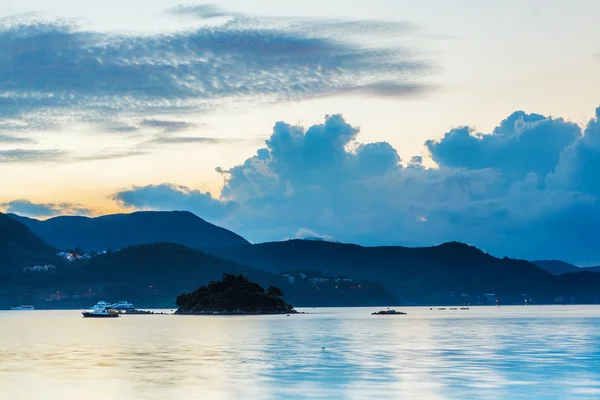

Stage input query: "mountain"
[
  {"left": 4, "top": 209, "right": 600, "bottom": 306},
  {"left": 532, "top": 260, "right": 583, "bottom": 275},
  {"left": 0, "top": 242, "right": 395, "bottom": 308},
  {"left": 207, "top": 240, "right": 600, "bottom": 304},
  {"left": 9, "top": 211, "right": 250, "bottom": 252},
  {"left": 0, "top": 212, "right": 57, "bottom": 270},
  {"left": 533, "top": 260, "right": 600, "bottom": 275},
  {"left": 580, "top": 265, "right": 600, "bottom": 274}
]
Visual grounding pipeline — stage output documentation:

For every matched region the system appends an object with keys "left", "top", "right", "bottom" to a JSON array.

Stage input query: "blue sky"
[{"left": 1, "top": 1, "right": 600, "bottom": 264}]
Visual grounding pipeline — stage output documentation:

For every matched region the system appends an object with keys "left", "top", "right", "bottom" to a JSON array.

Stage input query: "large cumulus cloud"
[
  {"left": 549, "top": 107, "right": 600, "bottom": 196},
  {"left": 109, "top": 107, "right": 600, "bottom": 264},
  {"left": 426, "top": 111, "right": 581, "bottom": 185}
]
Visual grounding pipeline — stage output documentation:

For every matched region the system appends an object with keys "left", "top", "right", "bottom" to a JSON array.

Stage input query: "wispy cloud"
[
  {"left": 142, "top": 136, "right": 220, "bottom": 146},
  {"left": 139, "top": 119, "right": 196, "bottom": 132},
  {"left": 0, "top": 148, "right": 146, "bottom": 163},
  {"left": 170, "top": 4, "right": 236, "bottom": 20},
  {"left": 75, "top": 150, "right": 147, "bottom": 162},
  {"left": 0, "top": 149, "right": 66, "bottom": 163},
  {"left": 107, "top": 125, "right": 140, "bottom": 133},
  {"left": 140, "top": 135, "right": 267, "bottom": 147},
  {"left": 0, "top": 10, "right": 432, "bottom": 136},
  {"left": 1, "top": 199, "right": 92, "bottom": 217},
  {"left": 0, "top": 134, "right": 35, "bottom": 144},
  {"left": 312, "top": 82, "right": 436, "bottom": 100}
]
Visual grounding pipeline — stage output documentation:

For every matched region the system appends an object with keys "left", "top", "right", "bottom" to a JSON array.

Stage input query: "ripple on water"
[{"left": 0, "top": 306, "right": 599, "bottom": 399}]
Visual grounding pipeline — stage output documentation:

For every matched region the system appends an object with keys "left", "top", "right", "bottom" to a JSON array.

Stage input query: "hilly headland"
[{"left": 2, "top": 211, "right": 600, "bottom": 309}]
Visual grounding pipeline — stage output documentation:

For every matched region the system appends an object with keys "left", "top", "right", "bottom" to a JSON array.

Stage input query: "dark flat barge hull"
[{"left": 82, "top": 312, "right": 120, "bottom": 318}]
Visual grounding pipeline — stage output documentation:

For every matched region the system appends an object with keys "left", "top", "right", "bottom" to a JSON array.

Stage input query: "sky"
[{"left": 1, "top": 0, "right": 600, "bottom": 264}]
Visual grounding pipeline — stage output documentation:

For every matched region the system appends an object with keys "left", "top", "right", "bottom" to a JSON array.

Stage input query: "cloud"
[
  {"left": 173, "top": 5, "right": 419, "bottom": 39},
  {"left": 112, "top": 183, "right": 237, "bottom": 220},
  {"left": 112, "top": 107, "right": 600, "bottom": 264},
  {"left": 75, "top": 150, "right": 147, "bottom": 162},
  {"left": 0, "top": 148, "right": 146, "bottom": 163},
  {"left": 108, "top": 126, "right": 140, "bottom": 133},
  {"left": 293, "top": 228, "right": 339, "bottom": 242},
  {"left": 0, "top": 13, "right": 431, "bottom": 134},
  {"left": 0, "top": 149, "right": 66, "bottom": 163},
  {"left": 170, "top": 4, "right": 236, "bottom": 20},
  {"left": 140, "top": 136, "right": 265, "bottom": 147},
  {"left": 549, "top": 107, "right": 600, "bottom": 196},
  {"left": 426, "top": 111, "right": 581, "bottom": 185},
  {"left": 333, "top": 82, "right": 436, "bottom": 99},
  {"left": 0, "top": 134, "right": 34, "bottom": 144},
  {"left": 1, "top": 199, "right": 92, "bottom": 217},
  {"left": 142, "top": 137, "right": 220, "bottom": 146},
  {"left": 139, "top": 119, "right": 196, "bottom": 132}
]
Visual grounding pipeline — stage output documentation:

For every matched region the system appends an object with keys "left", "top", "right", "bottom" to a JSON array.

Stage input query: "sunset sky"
[{"left": 1, "top": 0, "right": 600, "bottom": 263}]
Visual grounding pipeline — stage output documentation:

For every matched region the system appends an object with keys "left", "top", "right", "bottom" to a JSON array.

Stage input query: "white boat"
[
  {"left": 90, "top": 301, "right": 111, "bottom": 311},
  {"left": 109, "top": 301, "right": 135, "bottom": 311},
  {"left": 10, "top": 305, "right": 35, "bottom": 310}
]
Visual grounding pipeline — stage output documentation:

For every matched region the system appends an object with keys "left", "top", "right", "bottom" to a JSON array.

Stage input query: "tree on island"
[
  {"left": 267, "top": 286, "right": 283, "bottom": 297},
  {"left": 175, "top": 273, "right": 295, "bottom": 314}
]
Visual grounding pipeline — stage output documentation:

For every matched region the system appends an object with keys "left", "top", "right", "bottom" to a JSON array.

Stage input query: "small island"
[
  {"left": 371, "top": 309, "right": 406, "bottom": 315},
  {"left": 175, "top": 273, "right": 297, "bottom": 315}
]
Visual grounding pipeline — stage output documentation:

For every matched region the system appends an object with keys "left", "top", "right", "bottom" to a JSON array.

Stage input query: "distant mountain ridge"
[
  {"left": 207, "top": 240, "right": 600, "bottom": 304},
  {"left": 533, "top": 260, "right": 600, "bottom": 275},
  {"left": 4, "top": 210, "right": 600, "bottom": 306},
  {"left": 533, "top": 260, "right": 582, "bottom": 275},
  {"left": 0, "top": 242, "right": 395, "bottom": 308},
  {"left": 0, "top": 212, "right": 57, "bottom": 270},
  {"left": 9, "top": 211, "right": 250, "bottom": 252}
]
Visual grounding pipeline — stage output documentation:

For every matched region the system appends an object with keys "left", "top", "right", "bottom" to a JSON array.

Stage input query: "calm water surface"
[{"left": 1, "top": 306, "right": 600, "bottom": 399}]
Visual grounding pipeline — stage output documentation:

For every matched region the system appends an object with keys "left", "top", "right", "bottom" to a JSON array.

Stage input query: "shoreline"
[
  {"left": 122, "top": 310, "right": 171, "bottom": 315},
  {"left": 174, "top": 309, "right": 302, "bottom": 316},
  {"left": 2, "top": 303, "right": 597, "bottom": 311}
]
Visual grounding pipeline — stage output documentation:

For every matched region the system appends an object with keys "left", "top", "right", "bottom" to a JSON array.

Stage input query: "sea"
[{"left": 1, "top": 306, "right": 599, "bottom": 399}]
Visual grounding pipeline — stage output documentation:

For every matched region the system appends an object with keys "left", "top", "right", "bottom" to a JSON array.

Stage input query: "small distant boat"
[
  {"left": 10, "top": 305, "right": 35, "bottom": 310},
  {"left": 460, "top": 307, "right": 470, "bottom": 310},
  {"left": 109, "top": 301, "right": 135, "bottom": 311},
  {"left": 82, "top": 309, "right": 120, "bottom": 318},
  {"left": 450, "top": 308, "right": 458, "bottom": 310},
  {"left": 438, "top": 308, "right": 446, "bottom": 310}
]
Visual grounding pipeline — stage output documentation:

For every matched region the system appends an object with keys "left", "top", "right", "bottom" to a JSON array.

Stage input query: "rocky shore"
[
  {"left": 122, "top": 310, "right": 171, "bottom": 315},
  {"left": 174, "top": 309, "right": 302, "bottom": 315},
  {"left": 371, "top": 309, "right": 406, "bottom": 315}
]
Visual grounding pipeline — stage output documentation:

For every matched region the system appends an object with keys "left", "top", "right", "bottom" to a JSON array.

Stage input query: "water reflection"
[{"left": 1, "top": 306, "right": 599, "bottom": 399}]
